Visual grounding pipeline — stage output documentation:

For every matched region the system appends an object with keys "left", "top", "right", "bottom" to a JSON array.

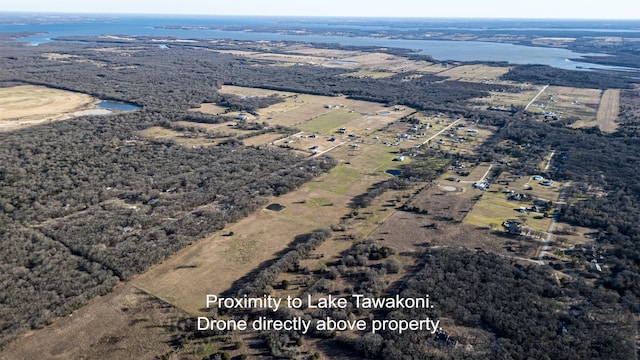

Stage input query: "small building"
[{"left": 502, "top": 220, "right": 523, "bottom": 234}]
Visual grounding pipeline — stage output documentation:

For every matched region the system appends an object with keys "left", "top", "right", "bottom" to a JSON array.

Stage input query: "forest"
[{"left": 1, "top": 34, "right": 639, "bottom": 359}]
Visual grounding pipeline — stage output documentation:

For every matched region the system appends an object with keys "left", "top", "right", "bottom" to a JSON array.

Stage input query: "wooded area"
[{"left": 1, "top": 34, "right": 639, "bottom": 359}]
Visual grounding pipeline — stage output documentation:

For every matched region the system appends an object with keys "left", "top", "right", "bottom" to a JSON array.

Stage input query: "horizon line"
[{"left": 1, "top": 11, "right": 639, "bottom": 21}]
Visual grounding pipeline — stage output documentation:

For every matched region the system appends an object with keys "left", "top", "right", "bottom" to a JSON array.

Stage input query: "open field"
[
  {"left": 132, "top": 89, "right": 413, "bottom": 315},
  {"left": 464, "top": 190, "right": 551, "bottom": 232},
  {"left": 528, "top": 86, "right": 602, "bottom": 124},
  {"left": 133, "top": 162, "right": 396, "bottom": 314},
  {"left": 256, "top": 94, "right": 336, "bottom": 127},
  {"left": 296, "top": 110, "right": 361, "bottom": 133},
  {"left": 436, "top": 64, "right": 511, "bottom": 82},
  {"left": 464, "top": 172, "right": 560, "bottom": 233},
  {"left": 473, "top": 85, "right": 540, "bottom": 110},
  {"left": 138, "top": 126, "right": 222, "bottom": 147},
  {"left": 340, "top": 70, "right": 395, "bottom": 79},
  {"left": 0, "top": 285, "right": 185, "bottom": 360},
  {"left": 173, "top": 120, "right": 239, "bottom": 132},
  {"left": 139, "top": 121, "right": 262, "bottom": 147},
  {"left": 595, "top": 89, "right": 620, "bottom": 133},
  {"left": 218, "top": 85, "right": 294, "bottom": 98},
  {"left": 190, "top": 103, "right": 228, "bottom": 115},
  {"left": 211, "top": 49, "right": 329, "bottom": 66},
  {"left": 530, "top": 37, "right": 577, "bottom": 47},
  {"left": 218, "top": 86, "right": 413, "bottom": 130},
  {"left": 242, "top": 132, "right": 286, "bottom": 146},
  {"left": 0, "top": 85, "right": 96, "bottom": 131}
]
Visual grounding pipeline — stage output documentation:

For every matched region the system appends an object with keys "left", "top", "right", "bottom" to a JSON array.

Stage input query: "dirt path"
[
  {"left": 596, "top": 89, "right": 620, "bottom": 133},
  {"left": 537, "top": 182, "right": 571, "bottom": 265},
  {"left": 422, "top": 118, "right": 463, "bottom": 145},
  {"left": 525, "top": 84, "right": 549, "bottom": 110}
]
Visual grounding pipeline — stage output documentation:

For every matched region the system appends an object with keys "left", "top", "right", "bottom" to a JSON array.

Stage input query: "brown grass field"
[
  {"left": 0, "top": 85, "right": 96, "bottom": 131},
  {"left": 132, "top": 163, "right": 393, "bottom": 314},
  {"left": 3, "top": 40, "right": 611, "bottom": 358},
  {"left": 242, "top": 132, "right": 286, "bottom": 146},
  {"left": 215, "top": 86, "right": 413, "bottom": 131},
  {"left": 473, "top": 85, "right": 540, "bottom": 109},
  {"left": 436, "top": 64, "right": 511, "bottom": 82},
  {"left": 190, "top": 103, "right": 228, "bottom": 115},
  {"left": 218, "top": 85, "right": 294, "bottom": 98},
  {"left": 0, "top": 285, "right": 186, "bottom": 360},
  {"left": 596, "top": 89, "right": 620, "bottom": 133},
  {"left": 137, "top": 126, "right": 219, "bottom": 147},
  {"left": 529, "top": 86, "right": 602, "bottom": 125},
  {"left": 211, "top": 49, "right": 330, "bottom": 66},
  {"left": 132, "top": 90, "right": 413, "bottom": 315}
]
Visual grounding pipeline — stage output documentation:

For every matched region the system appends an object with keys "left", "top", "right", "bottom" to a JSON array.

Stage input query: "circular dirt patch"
[{"left": 442, "top": 186, "right": 458, "bottom": 192}]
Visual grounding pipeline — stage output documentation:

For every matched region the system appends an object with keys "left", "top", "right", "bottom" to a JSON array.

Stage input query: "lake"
[
  {"left": 96, "top": 101, "right": 140, "bottom": 111},
  {"left": 0, "top": 15, "right": 635, "bottom": 71}
]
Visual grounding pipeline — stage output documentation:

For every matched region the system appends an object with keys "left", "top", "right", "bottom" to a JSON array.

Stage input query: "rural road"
[
  {"left": 310, "top": 140, "right": 348, "bottom": 158},
  {"left": 525, "top": 84, "right": 549, "bottom": 110},
  {"left": 537, "top": 182, "right": 571, "bottom": 265},
  {"left": 544, "top": 150, "right": 555, "bottom": 172},
  {"left": 422, "top": 118, "right": 463, "bottom": 145}
]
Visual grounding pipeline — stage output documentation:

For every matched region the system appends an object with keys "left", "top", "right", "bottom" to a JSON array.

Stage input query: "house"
[
  {"left": 435, "top": 330, "right": 457, "bottom": 347},
  {"left": 394, "top": 156, "right": 405, "bottom": 162},
  {"left": 502, "top": 220, "right": 523, "bottom": 234},
  {"left": 540, "top": 180, "right": 554, "bottom": 186}
]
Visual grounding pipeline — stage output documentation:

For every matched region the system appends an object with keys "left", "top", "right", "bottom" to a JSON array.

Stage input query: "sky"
[{"left": 3, "top": 0, "right": 640, "bottom": 20}]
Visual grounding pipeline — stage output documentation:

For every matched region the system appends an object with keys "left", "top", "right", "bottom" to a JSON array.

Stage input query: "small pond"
[{"left": 97, "top": 101, "right": 141, "bottom": 112}]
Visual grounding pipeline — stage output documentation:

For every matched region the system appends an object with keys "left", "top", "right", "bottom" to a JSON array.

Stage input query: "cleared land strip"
[
  {"left": 596, "top": 89, "right": 620, "bottom": 133},
  {"left": 537, "top": 182, "right": 571, "bottom": 265}
]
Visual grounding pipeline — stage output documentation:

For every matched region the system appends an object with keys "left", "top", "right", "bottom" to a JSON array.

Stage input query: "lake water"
[
  {"left": 0, "top": 15, "right": 636, "bottom": 71},
  {"left": 96, "top": 101, "right": 140, "bottom": 111}
]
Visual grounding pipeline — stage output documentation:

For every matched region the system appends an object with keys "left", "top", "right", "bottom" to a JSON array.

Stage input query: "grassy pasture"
[
  {"left": 341, "top": 70, "right": 395, "bottom": 79},
  {"left": 0, "top": 85, "right": 96, "bottom": 131},
  {"left": 529, "top": 86, "right": 601, "bottom": 124},
  {"left": 464, "top": 190, "right": 552, "bottom": 232},
  {"left": 190, "top": 103, "right": 228, "bottom": 115},
  {"left": 464, "top": 171, "right": 561, "bottom": 233},
  {"left": 138, "top": 126, "right": 227, "bottom": 147},
  {"left": 242, "top": 132, "right": 286, "bottom": 146},
  {"left": 436, "top": 64, "right": 511, "bottom": 82},
  {"left": 296, "top": 110, "right": 361, "bottom": 134},
  {"left": 1, "top": 285, "right": 185, "bottom": 360},
  {"left": 218, "top": 85, "right": 293, "bottom": 98},
  {"left": 132, "top": 89, "right": 414, "bottom": 314},
  {"left": 595, "top": 89, "right": 620, "bottom": 133},
  {"left": 256, "top": 94, "right": 336, "bottom": 127}
]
